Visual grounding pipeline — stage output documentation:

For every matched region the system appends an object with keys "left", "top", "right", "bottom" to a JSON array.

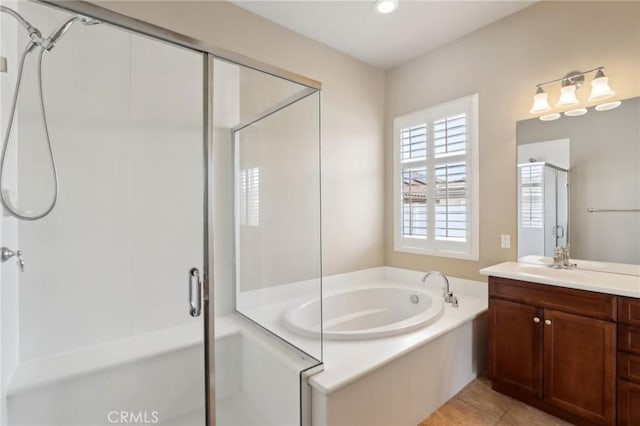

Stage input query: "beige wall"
[
  {"left": 385, "top": 1, "right": 640, "bottom": 281},
  {"left": 93, "top": 0, "right": 386, "bottom": 276},
  {"left": 90, "top": 1, "right": 639, "bottom": 283}
]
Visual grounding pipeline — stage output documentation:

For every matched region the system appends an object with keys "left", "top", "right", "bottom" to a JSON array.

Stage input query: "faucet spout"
[
  {"left": 551, "top": 246, "right": 577, "bottom": 270},
  {"left": 422, "top": 271, "right": 454, "bottom": 303}
]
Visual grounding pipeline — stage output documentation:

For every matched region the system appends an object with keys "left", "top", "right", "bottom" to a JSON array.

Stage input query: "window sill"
[{"left": 393, "top": 245, "right": 479, "bottom": 261}]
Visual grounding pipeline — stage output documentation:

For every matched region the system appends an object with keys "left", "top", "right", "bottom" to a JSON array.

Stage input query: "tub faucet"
[{"left": 422, "top": 271, "right": 455, "bottom": 303}]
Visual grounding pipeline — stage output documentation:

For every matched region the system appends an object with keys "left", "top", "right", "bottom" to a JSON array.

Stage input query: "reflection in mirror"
[
  {"left": 516, "top": 96, "right": 640, "bottom": 274},
  {"left": 517, "top": 160, "right": 568, "bottom": 258}
]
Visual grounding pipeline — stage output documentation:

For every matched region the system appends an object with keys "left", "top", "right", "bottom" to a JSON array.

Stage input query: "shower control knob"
[{"left": 1, "top": 247, "right": 24, "bottom": 272}]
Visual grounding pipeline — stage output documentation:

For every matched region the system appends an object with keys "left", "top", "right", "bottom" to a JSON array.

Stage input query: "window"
[
  {"left": 239, "top": 167, "right": 260, "bottom": 226},
  {"left": 393, "top": 94, "right": 479, "bottom": 260},
  {"left": 519, "top": 164, "right": 543, "bottom": 228}
]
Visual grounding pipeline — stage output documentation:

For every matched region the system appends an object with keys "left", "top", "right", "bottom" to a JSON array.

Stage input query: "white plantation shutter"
[
  {"left": 393, "top": 94, "right": 479, "bottom": 260},
  {"left": 239, "top": 167, "right": 260, "bottom": 226},
  {"left": 401, "top": 166, "right": 427, "bottom": 237},
  {"left": 519, "top": 164, "right": 543, "bottom": 228}
]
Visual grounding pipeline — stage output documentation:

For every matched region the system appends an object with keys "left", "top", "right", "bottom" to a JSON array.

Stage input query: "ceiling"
[{"left": 232, "top": 1, "right": 534, "bottom": 69}]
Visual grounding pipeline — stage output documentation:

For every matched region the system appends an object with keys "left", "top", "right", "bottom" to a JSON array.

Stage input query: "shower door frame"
[{"left": 33, "top": 1, "right": 322, "bottom": 425}]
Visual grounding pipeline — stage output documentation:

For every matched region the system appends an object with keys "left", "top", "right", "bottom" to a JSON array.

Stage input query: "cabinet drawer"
[
  {"left": 488, "top": 277, "right": 616, "bottom": 321},
  {"left": 619, "top": 297, "right": 640, "bottom": 326},
  {"left": 618, "top": 352, "right": 640, "bottom": 384},
  {"left": 618, "top": 380, "right": 640, "bottom": 426},
  {"left": 618, "top": 325, "right": 640, "bottom": 356}
]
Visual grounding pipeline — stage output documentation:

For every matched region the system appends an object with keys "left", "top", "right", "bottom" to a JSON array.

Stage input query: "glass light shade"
[
  {"left": 588, "top": 76, "right": 615, "bottom": 102},
  {"left": 375, "top": 0, "right": 398, "bottom": 14},
  {"left": 595, "top": 101, "right": 621, "bottom": 111},
  {"left": 564, "top": 108, "right": 588, "bottom": 117},
  {"left": 529, "top": 91, "right": 551, "bottom": 114},
  {"left": 555, "top": 85, "right": 579, "bottom": 108},
  {"left": 540, "top": 113, "right": 561, "bottom": 121}
]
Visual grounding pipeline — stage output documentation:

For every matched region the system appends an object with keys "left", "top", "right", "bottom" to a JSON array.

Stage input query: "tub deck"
[{"left": 239, "top": 266, "right": 487, "bottom": 393}]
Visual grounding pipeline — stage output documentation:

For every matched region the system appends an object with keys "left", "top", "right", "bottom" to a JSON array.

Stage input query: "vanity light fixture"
[
  {"left": 588, "top": 69, "right": 615, "bottom": 102},
  {"left": 556, "top": 83, "right": 580, "bottom": 108},
  {"left": 595, "top": 101, "right": 622, "bottom": 111},
  {"left": 529, "top": 87, "right": 551, "bottom": 114},
  {"left": 375, "top": 0, "right": 398, "bottom": 14},
  {"left": 564, "top": 108, "right": 588, "bottom": 117},
  {"left": 529, "top": 67, "right": 620, "bottom": 121},
  {"left": 539, "top": 113, "right": 561, "bottom": 121}
]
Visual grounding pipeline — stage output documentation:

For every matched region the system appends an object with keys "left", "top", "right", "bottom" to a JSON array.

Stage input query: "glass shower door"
[
  {"left": 518, "top": 162, "right": 569, "bottom": 258},
  {"left": 2, "top": 2, "right": 208, "bottom": 425},
  {"left": 211, "top": 58, "right": 322, "bottom": 426}
]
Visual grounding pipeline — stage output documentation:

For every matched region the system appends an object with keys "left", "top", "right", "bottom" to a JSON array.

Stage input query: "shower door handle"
[
  {"left": 189, "top": 267, "right": 202, "bottom": 317},
  {"left": 553, "top": 226, "right": 565, "bottom": 238}
]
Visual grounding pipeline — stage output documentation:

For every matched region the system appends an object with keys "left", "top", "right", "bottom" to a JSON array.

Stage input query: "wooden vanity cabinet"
[
  {"left": 618, "top": 380, "right": 640, "bottom": 426},
  {"left": 489, "top": 298, "right": 543, "bottom": 399},
  {"left": 488, "top": 277, "right": 617, "bottom": 426},
  {"left": 618, "top": 296, "right": 640, "bottom": 426}
]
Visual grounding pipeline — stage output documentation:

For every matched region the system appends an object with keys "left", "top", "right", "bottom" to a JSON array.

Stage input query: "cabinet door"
[
  {"left": 543, "top": 309, "right": 615, "bottom": 425},
  {"left": 618, "top": 380, "right": 640, "bottom": 426},
  {"left": 489, "top": 298, "right": 543, "bottom": 398}
]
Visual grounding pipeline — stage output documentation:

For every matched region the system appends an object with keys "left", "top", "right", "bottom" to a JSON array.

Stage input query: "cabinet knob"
[
  {"left": 533, "top": 317, "right": 540, "bottom": 323},
  {"left": 545, "top": 319, "right": 552, "bottom": 325}
]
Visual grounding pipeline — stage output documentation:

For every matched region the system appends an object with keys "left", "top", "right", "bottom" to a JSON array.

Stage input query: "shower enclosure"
[
  {"left": 0, "top": 1, "right": 322, "bottom": 425},
  {"left": 517, "top": 161, "right": 569, "bottom": 259}
]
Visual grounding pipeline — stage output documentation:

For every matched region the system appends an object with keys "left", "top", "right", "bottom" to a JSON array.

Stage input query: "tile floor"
[{"left": 419, "top": 377, "right": 572, "bottom": 425}]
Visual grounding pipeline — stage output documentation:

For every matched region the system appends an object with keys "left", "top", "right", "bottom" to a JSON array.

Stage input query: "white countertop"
[
  {"left": 518, "top": 255, "right": 640, "bottom": 276},
  {"left": 480, "top": 261, "right": 640, "bottom": 298}
]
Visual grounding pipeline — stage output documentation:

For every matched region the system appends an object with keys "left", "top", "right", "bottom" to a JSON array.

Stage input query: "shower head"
[
  {"left": 43, "top": 15, "right": 101, "bottom": 50},
  {"left": 77, "top": 15, "right": 102, "bottom": 26}
]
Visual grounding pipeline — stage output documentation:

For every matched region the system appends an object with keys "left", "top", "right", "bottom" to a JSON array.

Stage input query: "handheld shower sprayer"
[
  {"left": 0, "top": 7, "right": 101, "bottom": 220},
  {"left": 42, "top": 15, "right": 102, "bottom": 50}
]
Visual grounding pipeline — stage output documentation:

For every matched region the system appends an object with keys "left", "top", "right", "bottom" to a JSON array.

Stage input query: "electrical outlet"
[{"left": 500, "top": 234, "right": 511, "bottom": 249}]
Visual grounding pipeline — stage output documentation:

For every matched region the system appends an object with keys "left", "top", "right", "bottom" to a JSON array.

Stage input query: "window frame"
[{"left": 392, "top": 93, "right": 479, "bottom": 260}]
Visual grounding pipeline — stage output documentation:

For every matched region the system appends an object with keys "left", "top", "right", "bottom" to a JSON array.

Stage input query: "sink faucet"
[
  {"left": 551, "top": 246, "right": 577, "bottom": 269},
  {"left": 422, "top": 271, "right": 455, "bottom": 303}
]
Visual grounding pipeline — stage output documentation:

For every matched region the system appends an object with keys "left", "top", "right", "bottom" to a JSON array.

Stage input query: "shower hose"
[{"left": 0, "top": 42, "right": 59, "bottom": 221}]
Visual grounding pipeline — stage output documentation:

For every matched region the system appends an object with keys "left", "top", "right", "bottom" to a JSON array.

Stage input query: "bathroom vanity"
[{"left": 481, "top": 262, "right": 640, "bottom": 426}]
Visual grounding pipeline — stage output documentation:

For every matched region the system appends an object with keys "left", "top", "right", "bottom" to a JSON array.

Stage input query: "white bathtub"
[
  {"left": 6, "top": 316, "right": 314, "bottom": 426},
  {"left": 306, "top": 267, "right": 488, "bottom": 426},
  {"left": 232, "top": 266, "right": 489, "bottom": 426},
  {"left": 284, "top": 286, "right": 443, "bottom": 340},
  {"left": 7, "top": 323, "right": 206, "bottom": 426}
]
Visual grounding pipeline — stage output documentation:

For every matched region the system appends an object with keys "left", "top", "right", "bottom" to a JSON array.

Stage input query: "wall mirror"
[{"left": 516, "top": 96, "right": 640, "bottom": 275}]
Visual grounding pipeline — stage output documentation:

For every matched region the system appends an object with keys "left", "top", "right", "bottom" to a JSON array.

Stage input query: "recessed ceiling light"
[{"left": 375, "top": 0, "right": 398, "bottom": 14}]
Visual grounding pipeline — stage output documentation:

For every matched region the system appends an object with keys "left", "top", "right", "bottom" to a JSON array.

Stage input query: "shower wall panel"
[
  {"left": 0, "top": 2, "right": 21, "bottom": 423},
  {"left": 14, "top": 0, "right": 203, "bottom": 362}
]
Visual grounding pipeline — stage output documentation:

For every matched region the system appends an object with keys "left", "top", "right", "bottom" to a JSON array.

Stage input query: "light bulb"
[
  {"left": 375, "top": 0, "right": 398, "bottom": 14},
  {"left": 540, "top": 113, "right": 561, "bottom": 121},
  {"left": 564, "top": 108, "right": 588, "bottom": 117},
  {"left": 555, "top": 85, "right": 579, "bottom": 108},
  {"left": 588, "top": 70, "right": 615, "bottom": 102},
  {"left": 595, "top": 101, "right": 621, "bottom": 111},
  {"left": 529, "top": 87, "right": 551, "bottom": 114}
]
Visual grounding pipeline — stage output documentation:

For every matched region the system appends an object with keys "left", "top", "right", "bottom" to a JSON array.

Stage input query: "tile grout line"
[{"left": 495, "top": 406, "right": 510, "bottom": 425}]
